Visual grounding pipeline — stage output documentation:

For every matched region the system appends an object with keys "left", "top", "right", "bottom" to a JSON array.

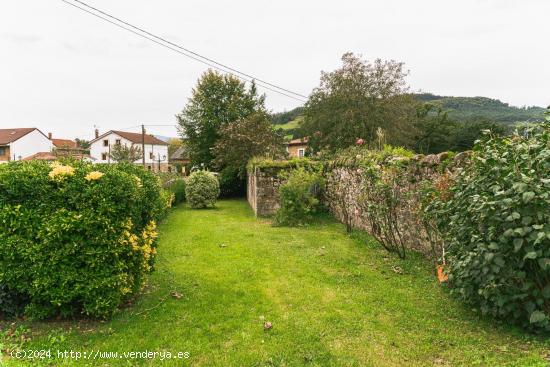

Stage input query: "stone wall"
[
  {"left": 247, "top": 167, "right": 285, "bottom": 216},
  {"left": 247, "top": 151, "right": 469, "bottom": 255}
]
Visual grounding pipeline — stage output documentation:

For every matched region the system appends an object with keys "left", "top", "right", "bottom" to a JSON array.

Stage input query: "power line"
[
  {"left": 59, "top": 0, "right": 308, "bottom": 103},
  {"left": 70, "top": 0, "right": 308, "bottom": 100}
]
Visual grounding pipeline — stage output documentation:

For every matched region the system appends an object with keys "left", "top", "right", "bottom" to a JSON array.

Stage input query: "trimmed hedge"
[{"left": 0, "top": 160, "right": 170, "bottom": 319}]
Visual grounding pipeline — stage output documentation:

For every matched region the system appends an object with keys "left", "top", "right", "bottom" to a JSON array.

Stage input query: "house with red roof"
[
  {"left": 89, "top": 129, "right": 170, "bottom": 172},
  {"left": 0, "top": 128, "right": 53, "bottom": 163}
]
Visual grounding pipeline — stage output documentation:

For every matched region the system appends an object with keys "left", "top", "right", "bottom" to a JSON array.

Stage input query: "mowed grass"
[{"left": 2, "top": 200, "right": 549, "bottom": 366}]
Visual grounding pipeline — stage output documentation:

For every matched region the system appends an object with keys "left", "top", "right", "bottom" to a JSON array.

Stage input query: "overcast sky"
[{"left": 1, "top": 0, "right": 549, "bottom": 139}]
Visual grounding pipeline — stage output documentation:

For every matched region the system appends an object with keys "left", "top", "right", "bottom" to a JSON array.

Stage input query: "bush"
[
  {"left": 166, "top": 178, "right": 186, "bottom": 204},
  {"left": 275, "top": 167, "right": 324, "bottom": 226},
  {"left": 185, "top": 170, "right": 220, "bottom": 208},
  {"left": 218, "top": 166, "right": 245, "bottom": 198},
  {"left": 0, "top": 160, "right": 169, "bottom": 319},
  {"left": 430, "top": 120, "right": 550, "bottom": 332}
]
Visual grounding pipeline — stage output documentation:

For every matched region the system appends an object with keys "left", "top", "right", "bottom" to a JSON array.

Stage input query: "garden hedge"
[
  {"left": 430, "top": 122, "right": 550, "bottom": 332},
  {"left": 185, "top": 170, "right": 220, "bottom": 209},
  {"left": 0, "top": 160, "right": 171, "bottom": 319}
]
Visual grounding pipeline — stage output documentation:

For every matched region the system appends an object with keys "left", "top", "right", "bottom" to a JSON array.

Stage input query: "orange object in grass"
[{"left": 437, "top": 265, "right": 448, "bottom": 283}]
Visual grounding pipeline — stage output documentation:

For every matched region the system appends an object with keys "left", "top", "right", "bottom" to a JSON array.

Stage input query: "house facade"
[
  {"left": 286, "top": 137, "right": 308, "bottom": 158},
  {"left": 0, "top": 128, "right": 53, "bottom": 163},
  {"left": 90, "top": 130, "right": 170, "bottom": 172}
]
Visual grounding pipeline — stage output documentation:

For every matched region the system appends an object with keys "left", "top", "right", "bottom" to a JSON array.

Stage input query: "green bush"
[
  {"left": 430, "top": 119, "right": 550, "bottom": 332},
  {"left": 0, "top": 160, "right": 169, "bottom": 319},
  {"left": 218, "top": 166, "right": 245, "bottom": 198},
  {"left": 166, "top": 178, "right": 186, "bottom": 204},
  {"left": 185, "top": 171, "right": 220, "bottom": 208},
  {"left": 275, "top": 167, "right": 324, "bottom": 226}
]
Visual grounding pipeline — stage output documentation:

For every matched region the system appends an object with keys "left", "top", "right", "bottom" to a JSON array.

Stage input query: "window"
[
  {"left": 147, "top": 166, "right": 151, "bottom": 171},
  {"left": 298, "top": 149, "right": 305, "bottom": 158},
  {"left": 115, "top": 139, "right": 121, "bottom": 145},
  {"left": 0, "top": 147, "right": 6, "bottom": 156},
  {"left": 103, "top": 139, "right": 109, "bottom": 147},
  {"left": 101, "top": 153, "right": 107, "bottom": 160},
  {"left": 149, "top": 152, "right": 154, "bottom": 159}
]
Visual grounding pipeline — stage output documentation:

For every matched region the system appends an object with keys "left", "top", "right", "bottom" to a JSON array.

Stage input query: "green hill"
[
  {"left": 270, "top": 96, "right": 545, "bottom": 135},
  {"left": 416, "top": 93, "right": 545, "bottom": 124}
]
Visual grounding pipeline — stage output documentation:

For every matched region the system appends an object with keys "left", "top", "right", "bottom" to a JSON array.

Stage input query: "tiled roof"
[
  {"left": 92, "top": 130, "right": 169, "bottom": 146},
  {"left": 0, "top": 128, "right": 38, "bottom": 144},
  {"left": 287, "top": 137, "right": 309, "bottom": 146},
  {"left": 52, "top": 138, "right": 77, "bottom": 149},
  {"left": 170, "top": 146, "right": 189, "bottom": 161},
  {"left": 23, "top": 152, "right": 57, "bottom": 161}
]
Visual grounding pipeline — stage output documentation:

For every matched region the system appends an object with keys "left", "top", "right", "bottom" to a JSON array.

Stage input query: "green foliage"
[
  {"left": 0, "top": 161, "right": 168, "bottom": 319},
  {"left": 177, "top": 70, "right": 266, "bottom": 169},
  {"left": 270, "top": 107, "right": 305, "bottom": 125},
  {"left": 429, "top": 121, "right": 550, "bottom": 332},
  {"left": 301, "top": 52, "right": 416, "bottom": 153},
  {"left": 108, "top": 143, "right": 143, "bottom": 163},
  {"left": 218, "top": 166, "right": 246, "bottom": 198},
  {"left": 185, "top": 170, "right": 220, "bottom": 209},
  {"left": 247, "top": 157, "right": 322, "bottom": 175},
  {"left": 166, "top": 178, "right": 186, "bottom": 205},
  {"left": 415, "top": 93, "right": 545, "bottom": 124},
  {"left": 275, "top": 167, "right": 324, "bottom": 226},
  {"left": 212, "top": 112, "right": 288, "bottom": 180}
]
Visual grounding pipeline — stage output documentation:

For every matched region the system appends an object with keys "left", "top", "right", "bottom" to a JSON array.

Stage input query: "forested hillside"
[
  {"left": 271, "top": 95, "right": 545, "bottom": 141},
  {"left": 415, "top": 93, "right": 545, "bottom": 123}
]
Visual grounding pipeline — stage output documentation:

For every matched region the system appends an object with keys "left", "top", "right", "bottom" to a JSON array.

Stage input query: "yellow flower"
[
  {"left": 85, "top": 171, "right": 104, "bottom": 181},
  {"left": 134, "top": 176, "right": 142, "bottom": 188},
  {"left": 48, "top": 163, "right": 75, "bottom": 180}
]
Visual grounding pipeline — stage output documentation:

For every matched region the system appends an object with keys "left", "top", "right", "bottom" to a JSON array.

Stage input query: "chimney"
[
  {"left": 48, "top": 132, "right": 52, "bottom": 140},
  {"left": 95, "top": 129, "right": 99, "bottom": 139}
]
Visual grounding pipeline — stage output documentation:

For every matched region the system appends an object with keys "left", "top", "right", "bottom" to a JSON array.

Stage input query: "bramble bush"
[
  {"left": 185, "top": 170, "right": 220, "bottom": 208},
  {"left": 0, "top": 161, "right": 170, "bottom": 319},
  {"left": 429, "top": 118, "right": 550, "bottom": 332},
  {"left": 274, "top": 167, "right": 324, "bottom": 226}
]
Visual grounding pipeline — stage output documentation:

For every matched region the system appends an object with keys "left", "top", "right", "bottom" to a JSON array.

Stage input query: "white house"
[
  {"left": 90, "top": 130, "right": 170, "bottom": 172},
  {"left": 0, "top": 128, "right": 53, "bottom": 163}
]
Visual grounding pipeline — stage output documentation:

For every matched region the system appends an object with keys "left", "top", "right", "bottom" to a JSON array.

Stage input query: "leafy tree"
[
  {"left": 301, "top": 53, "right": 416, "bottom": 153},
  {"left": 177, "top": 70, "right": 266, "bottom": 168},
  {"left": 212, "top": 112, "right": 287, "bottom": 179},
  {"left": 413, "top": 103, "right": 456, "bottom": 154},
  {"left": 109, "top": 144, "right": 143, "bottom": 163},
  {"left": 75, "top": 138, "right": 91, "bottom": 150},
  {"left": 449, "top": 118, "right": 508, "bottom": 152}
]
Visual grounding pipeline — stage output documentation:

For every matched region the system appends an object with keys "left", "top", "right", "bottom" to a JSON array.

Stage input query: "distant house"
[
  {"left": 170, "top": 145, "right": 190, "bottom": 174},
  {"left": 286, "top": 137, "right": 308, "bottom": 158},
  {"left": 0, "top": 128, "right": 53, "bottom": 163},
  {"left": 48, "top": 133, "right": 92, "bottom": 160},
  {"left": 89, "top": 130, "right": 170, "bottom": 172}
]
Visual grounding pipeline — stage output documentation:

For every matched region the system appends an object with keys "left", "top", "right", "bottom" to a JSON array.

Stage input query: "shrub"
[
  {"left": 274, "top": 167, "right": 324, "bottom": 226},
  {"left": 218, "top": 166, "right": 245, "bottom": 198},
  {"left": 185, "top": 170, "right": 220, "bottom": 208},
  {"left": 430, "top": 120, "right": 550, "bottom": 332},
  {"left": 166, "top": 178, "right": 186, "bottom": 204},
  {"left": 0, "top": 160, "right": 169, "bottom": 319}
]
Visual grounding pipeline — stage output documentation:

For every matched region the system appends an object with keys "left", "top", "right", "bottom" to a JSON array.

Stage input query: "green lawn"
[{"left": 2, "top": 200, "right": 549, "bottom": 366}]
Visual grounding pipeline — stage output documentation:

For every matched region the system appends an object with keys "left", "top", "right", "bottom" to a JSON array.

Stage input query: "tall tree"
[
  {"left": 177, "top": 70, "right": 266, "bottom": 168},
  {"left": 212, "top": 112, "right": 287, "bottom": 179},
  {"left": 301, "top": 53, "right": 416, "bottom": 153}
]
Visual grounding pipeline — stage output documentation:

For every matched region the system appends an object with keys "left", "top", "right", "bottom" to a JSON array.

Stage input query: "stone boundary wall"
[
  {"left": 247, "top": 152, "right": 469, "bottom": 254},
  {"left": 247, "top": 167, "right": 285, "bottom": 216}
]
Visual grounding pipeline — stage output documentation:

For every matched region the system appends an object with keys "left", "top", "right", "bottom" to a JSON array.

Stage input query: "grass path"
[{"left": 2, "top": 200, "right": 549, "bottom": 366}]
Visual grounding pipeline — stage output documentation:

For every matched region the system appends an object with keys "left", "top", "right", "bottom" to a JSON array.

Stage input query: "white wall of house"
[
  {"left": 90, "top": 132, "right": 169, "bottom": 166},
  {"left": 10, "top": 129, "right": 53, "bottom": 160}
]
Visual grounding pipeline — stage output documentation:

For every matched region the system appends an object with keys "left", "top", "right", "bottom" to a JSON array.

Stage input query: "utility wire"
[{"left": 60, "top": 0, "right": 308, "bottom": 103}]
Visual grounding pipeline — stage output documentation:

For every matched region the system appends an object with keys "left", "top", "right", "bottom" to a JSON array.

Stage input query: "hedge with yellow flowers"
[{"left": 0, "top": 160, "right": 171, "bottom": 319}]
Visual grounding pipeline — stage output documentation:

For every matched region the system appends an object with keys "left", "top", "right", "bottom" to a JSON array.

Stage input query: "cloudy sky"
[{"left": 1, "top": 0, "right": 548, "bottom": 139}]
